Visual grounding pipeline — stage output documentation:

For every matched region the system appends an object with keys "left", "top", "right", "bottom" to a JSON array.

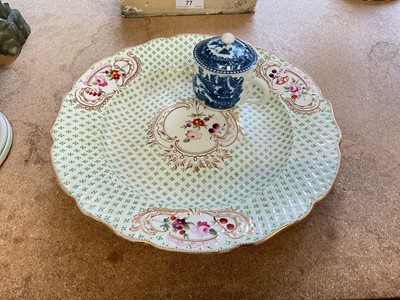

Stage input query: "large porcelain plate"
[{"left": 51, "top": 34, "right": 341, "bottom": 253}]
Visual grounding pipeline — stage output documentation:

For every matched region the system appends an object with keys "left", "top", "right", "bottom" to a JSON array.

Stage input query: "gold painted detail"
[
  {"left": 131, "top": 208, "right": 253, "bottom": 243},
  {"left": 256, "top": 59, "right": 322, "bottom": 115},
  {"left": 148, "top": 98, "right": 245, "bottom": 172},
  {"left": 72, "top": 52, "right": 141, "bottom": 110}
]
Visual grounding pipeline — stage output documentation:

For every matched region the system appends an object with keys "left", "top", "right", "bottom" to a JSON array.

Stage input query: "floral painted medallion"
[
  {"left": 131, "top": 208, "right": 252, "bottom": 247},
  {"left": 72, "top": 51, "right": 141, "bottom": 110},
  {"left": 256, "top": 58, "right": 322, "bottom": 114},
  {"left": 148, "top": 98, "right": 245, "bottom": 171}
]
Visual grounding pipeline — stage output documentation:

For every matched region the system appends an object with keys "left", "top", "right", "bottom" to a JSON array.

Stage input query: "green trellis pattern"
[{"left": 51, "top": 34, "right": 341, "bottom": 253}]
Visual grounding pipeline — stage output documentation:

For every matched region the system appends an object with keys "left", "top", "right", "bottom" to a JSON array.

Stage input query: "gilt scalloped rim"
[{"left": 51, "top": 34, "right": 342, "bottom": 253}]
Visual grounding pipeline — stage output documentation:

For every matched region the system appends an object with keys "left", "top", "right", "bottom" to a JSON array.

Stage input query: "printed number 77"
[{"left": 186, "top": 0, "right": 193, "bottom": 5}]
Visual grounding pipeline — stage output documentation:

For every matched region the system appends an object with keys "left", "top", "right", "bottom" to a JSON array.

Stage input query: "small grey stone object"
[{"left": 0, "top": 1, "right": 30, "bottom": 57}]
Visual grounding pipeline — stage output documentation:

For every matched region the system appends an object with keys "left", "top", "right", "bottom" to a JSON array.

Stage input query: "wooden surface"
[{"left": 0, "top": 0, "right": 399, "bottom": 299}]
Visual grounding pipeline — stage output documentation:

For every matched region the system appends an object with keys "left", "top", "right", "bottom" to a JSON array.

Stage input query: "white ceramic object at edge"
[{"left": 0, "top": 112, "right": 12, "bottom": 166}]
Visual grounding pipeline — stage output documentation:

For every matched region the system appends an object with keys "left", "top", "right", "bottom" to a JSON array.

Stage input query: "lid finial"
[{"left": 221, "top": 33, "right": 235, "bottom": 46}]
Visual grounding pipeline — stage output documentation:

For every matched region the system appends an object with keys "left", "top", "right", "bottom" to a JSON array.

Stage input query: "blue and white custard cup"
[{"left": 193, "top": 33, "right": 270, "bottom": 110}]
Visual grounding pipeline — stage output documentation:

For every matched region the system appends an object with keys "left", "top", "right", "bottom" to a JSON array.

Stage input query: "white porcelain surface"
[{"left": 0, "top": 112, "right": 12, "bottom": 166}]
